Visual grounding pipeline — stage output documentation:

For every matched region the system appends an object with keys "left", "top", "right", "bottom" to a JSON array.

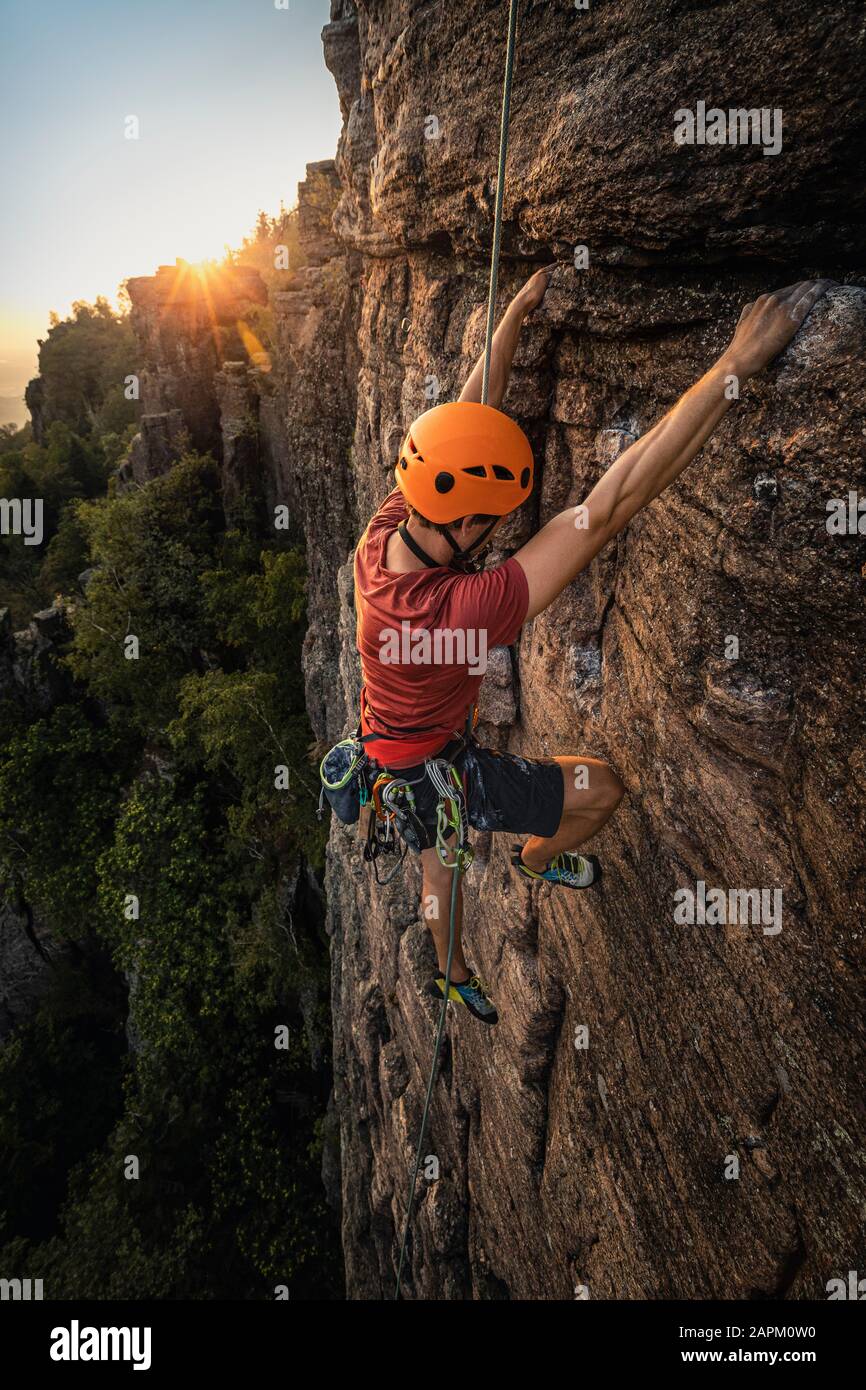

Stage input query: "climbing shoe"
[
  {"left": 430, "top": 971, "right": 499, "bottom": 1025},
  {"left": 511, "top": 844, "right": 601, "bottom": 889}
]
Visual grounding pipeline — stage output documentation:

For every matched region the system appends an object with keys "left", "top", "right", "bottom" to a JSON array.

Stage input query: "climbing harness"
[{"left": 393, "top": 0, "right": 521, "bottom": 1300}]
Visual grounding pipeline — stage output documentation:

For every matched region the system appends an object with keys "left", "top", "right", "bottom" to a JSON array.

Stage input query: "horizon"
[{"left": 0, "top": 0, "right": 341, "bottom": 425}]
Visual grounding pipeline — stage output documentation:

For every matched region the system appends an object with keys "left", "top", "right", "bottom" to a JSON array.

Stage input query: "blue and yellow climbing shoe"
[
  {"left": 430, "top": 972, "right": 499, "bottom": 1025},
  {"left": 511, "top": 844, "right": 601, "bottom": 889}
]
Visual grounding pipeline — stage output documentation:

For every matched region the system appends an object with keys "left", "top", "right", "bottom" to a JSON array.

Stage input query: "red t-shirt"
[{"left": 354, "top": 488, "right": 528, "bottom": 767}]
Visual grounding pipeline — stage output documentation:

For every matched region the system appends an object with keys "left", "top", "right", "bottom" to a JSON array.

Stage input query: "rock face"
[
  {"left": 312, "top": 0, "right": 866, "bottom": 1301},
  {"left": 119, "top": 0, "right": 866, "bottom": 1299},
  {"left": 0, "top": 603, "right": 74, "bottom": 716},
  {"left": 262, "top": 160, "right": 360, "bottom": 738}
]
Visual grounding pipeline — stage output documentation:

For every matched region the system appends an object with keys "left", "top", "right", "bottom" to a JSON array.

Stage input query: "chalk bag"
[{"left": 318, "top": 737, "right": 368, "bottom": 825}]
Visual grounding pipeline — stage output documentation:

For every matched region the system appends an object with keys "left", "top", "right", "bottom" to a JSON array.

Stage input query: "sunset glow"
[{"left": 0, "top": 0, "right": 340, "bottom": 420}]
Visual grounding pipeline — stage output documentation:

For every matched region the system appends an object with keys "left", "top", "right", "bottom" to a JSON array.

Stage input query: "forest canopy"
[{"left": 0, "top": 264, "right": 338, "bottom": 1297}]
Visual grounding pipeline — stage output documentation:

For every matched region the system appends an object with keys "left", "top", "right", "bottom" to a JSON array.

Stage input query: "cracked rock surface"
[{"left": 320, "top": 0, "right": 866, "bottom": 1301}]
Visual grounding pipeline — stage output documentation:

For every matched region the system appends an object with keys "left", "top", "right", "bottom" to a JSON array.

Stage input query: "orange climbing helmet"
[{"left": 395, "top": 401, "right": 534, "bottom": 525}]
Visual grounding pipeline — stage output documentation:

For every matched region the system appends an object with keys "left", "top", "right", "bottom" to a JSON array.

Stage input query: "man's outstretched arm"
[
  {"left": 515, "top": 280, "right": 828, "bottom": 621},
  {"left": 459, "top": 265, "right": 555, "bottom": 408}
]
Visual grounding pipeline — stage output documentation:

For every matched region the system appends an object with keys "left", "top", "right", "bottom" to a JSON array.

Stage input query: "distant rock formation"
[
  {"left": 116, "top": 0, "right": 866, "bottom": 1299},
  {"left": 124, "top": 260, "right": 267, "bottom": 483},
  {"left": 0, "top": 602, "right": 74, "bottom": 716}
]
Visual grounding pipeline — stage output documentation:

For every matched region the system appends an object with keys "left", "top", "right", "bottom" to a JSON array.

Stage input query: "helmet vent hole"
[
  {"left": 520, "top": 466, "right": 530, "bottom": 488},
  {"left": 492, "top": 465, "right": 514, "bottom": 481},
  {"left": 463, "top": 465, "right": 486, "bottom": 477},
  {"left": 434, "top": 471, "right": 455, "bottom": 494}
]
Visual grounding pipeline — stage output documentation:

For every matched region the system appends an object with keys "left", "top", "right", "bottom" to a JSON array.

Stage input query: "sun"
[
  {"left": 163, "top": 258, "right": 271, "bottom": 372},
  {"left": 180, "top": 256, "right": 224, "bottom": 277}
]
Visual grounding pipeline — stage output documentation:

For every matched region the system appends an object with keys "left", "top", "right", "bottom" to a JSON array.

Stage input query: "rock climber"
[{"left": 353, "top": 268, "right": 828, "bottom": 1024}]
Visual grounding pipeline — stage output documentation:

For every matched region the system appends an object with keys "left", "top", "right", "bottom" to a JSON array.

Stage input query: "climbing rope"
[
  {"left": 394, "top": 0, "right": 520, "bottom": 1298},
  {"left": 394, "top": 860, "right": 461, "bottom": 1298},
  {"left": 481, "top": 0, "right": 520, "bottom": 406},
  {"left": 394, "top": 761, "right": 473, "bottom": 1298}
]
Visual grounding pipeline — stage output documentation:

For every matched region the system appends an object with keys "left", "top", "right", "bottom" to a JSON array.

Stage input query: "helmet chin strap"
[
  {"left": 398, "top": 518, "right": 499, "bottom": 572},
  {"left": 443, "top": 518, "right": 499, "bottom": 570}
]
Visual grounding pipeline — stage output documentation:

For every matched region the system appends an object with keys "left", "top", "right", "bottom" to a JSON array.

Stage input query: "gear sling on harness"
[
  {"left": 318, "top": 0, "right": 521, "bottom": 1299},
  {"left": 317, "top": 693, "right": 476, "bottom": 880}
]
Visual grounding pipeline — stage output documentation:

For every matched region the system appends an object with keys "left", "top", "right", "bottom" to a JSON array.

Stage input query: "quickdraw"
[
  {"left": 362, "top": 772, "right": 416, "bottom": 884},
  {"left": 426, "top": 757, "right": 474, "bottom": 873}
]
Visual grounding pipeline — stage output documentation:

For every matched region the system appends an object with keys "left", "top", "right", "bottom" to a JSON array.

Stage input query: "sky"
[{"left": 0, "top": 0, "right": 341, "bottom": 422}]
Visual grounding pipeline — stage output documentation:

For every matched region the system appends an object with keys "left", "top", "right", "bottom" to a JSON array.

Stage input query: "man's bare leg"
[
  {"left": 520, "top": 756, "right": 624, "bottom": 871},
  {"left": 420, "top": 841, "right": 469, "bottom": 981},
  {"left": 419, "top": 758, "right": 623, "bottom": 960}
]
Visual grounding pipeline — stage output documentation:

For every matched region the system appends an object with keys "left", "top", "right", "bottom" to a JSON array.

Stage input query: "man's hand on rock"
[
  {"left": 515, "top": 263, "right": 558, "bottom": 314},
  {"left": 725, "top": 279, "right": 831, "bottom": 379}
]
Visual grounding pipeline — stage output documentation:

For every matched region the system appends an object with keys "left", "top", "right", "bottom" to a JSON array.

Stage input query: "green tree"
[
  {"left": 1, "top": 355, "right": 338, "bottom": 1298},
  {"left": 0, "top": 704, "right": 134, "bottom": 936},
  {"left": 28, "top": 298, "right": 139, "bottom": 440},
  {"left": 66, "top": 453, "right": 224, "bottom": 732},
  {"left": 0, "top": 421, "right": 32, "bottom": 456}
]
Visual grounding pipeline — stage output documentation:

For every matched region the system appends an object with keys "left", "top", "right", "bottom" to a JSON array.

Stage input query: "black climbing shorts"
[{"left": 366, "top": 736, "right": 565, "bottom": 851}]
